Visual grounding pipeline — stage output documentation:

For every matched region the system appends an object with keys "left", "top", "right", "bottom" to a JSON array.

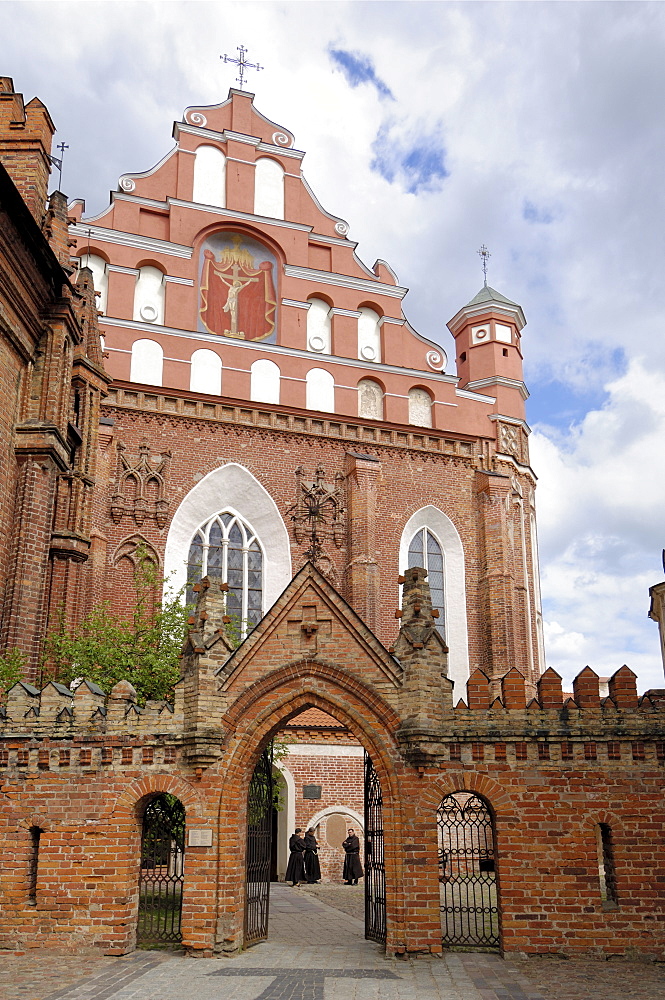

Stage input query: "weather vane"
[
  {"left": 221, "top": 45, "right": 263, "bottom": 90},
  {"left": 49, "top": 141, "right": 69, "bottom": 190},
  {"left": 477, "top": 244, "right": 491, "bottom": 287}
]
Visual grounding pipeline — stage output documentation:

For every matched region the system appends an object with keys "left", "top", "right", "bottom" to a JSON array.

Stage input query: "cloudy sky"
[{"left": 3, "top": 1, "right": 664, "bottom": 692}]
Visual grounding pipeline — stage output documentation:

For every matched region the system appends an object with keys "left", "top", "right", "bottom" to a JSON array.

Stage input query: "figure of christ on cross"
[{"left": 200, "top": 242, "right": 277, "bottom": 341}]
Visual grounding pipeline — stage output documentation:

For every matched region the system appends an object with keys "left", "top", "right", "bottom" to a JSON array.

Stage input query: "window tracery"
[
  {"left": 408, "top": 527, "right": 445, "bottom": 640},
  {"left": 186, "top": 512, "right": 263, "bottom": 630}
]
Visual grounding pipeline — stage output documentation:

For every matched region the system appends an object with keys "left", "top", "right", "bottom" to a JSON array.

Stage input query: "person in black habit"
[
  {"left": 304, "top": 827, "right": 321, "bottom": 884},
  {"left": 285, "top": 827, "right": 306, "bottom": 887},
  {"left": 342, "top": 827, "right": 364, "bottom": 885}
]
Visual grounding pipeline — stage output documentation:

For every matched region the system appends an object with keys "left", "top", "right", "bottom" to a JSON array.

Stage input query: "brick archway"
[
  {"left": 213, "top": 666, "right": 404, "bottom": 955},
  {"left": 109, "top": 772, "right": 204, "bottom": 822},
  {"left": 416, "top": 772, "right": 514, "bottom": 819}
]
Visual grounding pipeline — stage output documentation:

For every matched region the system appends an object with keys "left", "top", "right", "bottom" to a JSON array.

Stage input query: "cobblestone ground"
[
  {"left": 1, "top": 884, "right": 663, "bottom": 1000},
  {"left": 299, "top": 879, "right": 365, "bottom": 921}
]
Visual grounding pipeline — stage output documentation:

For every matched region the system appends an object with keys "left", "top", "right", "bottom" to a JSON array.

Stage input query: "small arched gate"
[
  {"left": 437, "top": 791, "right": 499, "bottom": 949},
  {"left": 244, "top": 745, "right": 274, "bottom": 946},
  {"left": 137, "top": 794, "right": 186, "bottom": 945}
]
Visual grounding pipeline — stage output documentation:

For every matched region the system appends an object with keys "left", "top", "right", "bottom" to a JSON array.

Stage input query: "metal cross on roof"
[
  {"left": 221, "top": 45, "right": 263, "bottom": 90},
  {"left": 48, "top": 141, "right": 69, "bottom": 190},
  {"left": 477, "top": 244, "right": 491, "bottom": 286}
]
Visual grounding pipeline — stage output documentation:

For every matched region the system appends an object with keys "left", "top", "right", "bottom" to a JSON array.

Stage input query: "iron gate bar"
[
  {"left": 437, "top": 791, "right": 499, "bottom": 950},
  {"left": 137, "top": 794, "right": 185, "bottom": 945},
  {"left": 364, "top": 751, "right": 386, "bottom": 945},
  {"left": 244, "top": 745, "right": 274, "bottom": 945}
]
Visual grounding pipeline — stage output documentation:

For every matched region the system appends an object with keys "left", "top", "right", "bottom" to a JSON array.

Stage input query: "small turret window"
[
  {"left": 186, "top": 511, "right": 263, "bottom": 632},
  {"left": 408, "top": 528, "right": 445, "bottom": 640}
]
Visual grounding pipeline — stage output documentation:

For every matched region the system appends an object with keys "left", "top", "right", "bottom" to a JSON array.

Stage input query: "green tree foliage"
[
  {"left": 45, "top": 546, "right": 188, "bottom": 704},
  {"left": 0, "top": 649, "right": 24, "bottom": 703}
]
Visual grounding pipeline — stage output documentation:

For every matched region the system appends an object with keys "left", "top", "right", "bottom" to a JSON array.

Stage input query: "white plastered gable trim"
[
  {"left": 163, "top": 463, "right": 292, "bottom": 611},
  {"left": 398, "top": 505, "right": 470, "bottom": 700}
]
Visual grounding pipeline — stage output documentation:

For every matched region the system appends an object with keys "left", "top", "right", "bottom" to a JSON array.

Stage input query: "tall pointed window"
[
  {"left": 408, "top": 528, "right": 445, "bottom": 639},
  {"left": 186, "top": 512, "right": 263, "bottom": 630}
]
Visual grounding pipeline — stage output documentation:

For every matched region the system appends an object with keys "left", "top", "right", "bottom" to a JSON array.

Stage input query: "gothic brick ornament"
[
  {"left": 393, "top": 566, "right": 452, "bottom": 764},
  {"left": 287, "top": 465, "right": 346, "bottom": 580},
  {"left": 110, "top": 441, "right": 171, "bottom": 528},
  {"left": 498, "top": 420, "right": 522, "bottom": 461}
]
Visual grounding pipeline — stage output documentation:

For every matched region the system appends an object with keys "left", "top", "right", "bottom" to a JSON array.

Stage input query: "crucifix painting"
[{"left": 199, "top": 232, "right": 277, "bottom": 342}]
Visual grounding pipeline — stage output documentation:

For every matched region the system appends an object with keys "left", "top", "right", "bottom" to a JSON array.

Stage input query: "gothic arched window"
[
  {"left": 408, "top": 527, "right": 445, "bottom": 640},
  {"left": 186, "top": 512, "right": 263, "bottom": 630}
]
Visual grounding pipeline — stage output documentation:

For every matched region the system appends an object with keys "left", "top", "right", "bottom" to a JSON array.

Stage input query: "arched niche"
[
  {"left": 254, "top": 157, "right": 284, "bottom": 220},
  {"left": 250, "top": 358, "right": 280, "bottom": 404},
  {"left": 306, "top": 368, "right": 335, "bottom": 412},
  {"left": 130, "top": 339, "right": 163, "bottom": 386},
  {"left": 193, "top": 145, "right": 226, "bottom": 208},
  {"left": 163, "top": 463, "right": 291, "bottom": 612},
  {"left": 306, "top": 298, "right": 332, "bottom": 354},
  {"left": 399, "top": 506, "right": 469, "bottom": 698},
  {"left": 79, "top": 253, "right": 108, "bottom": 313},
  {"left": 408, "top": 387, "right": 433, "bottom": 428},
  {"left": 358, "top": 378, "right": 384, "bottom": 420},
  {"left": 133, "top": 265, "right": 165, "bottom": 325},
  {"left": 190, "top": 349, "right": 222, "bottom": 395},
  {"left": 358, "top": 306, "right": 381, "bottom": 363}
]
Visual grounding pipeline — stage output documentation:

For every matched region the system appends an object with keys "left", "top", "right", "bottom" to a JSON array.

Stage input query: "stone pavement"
[{"left": 1, "top": 883, "right": 663, "bottom": 1000}]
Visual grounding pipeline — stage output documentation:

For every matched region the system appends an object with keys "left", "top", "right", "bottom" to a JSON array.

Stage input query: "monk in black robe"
[
  {"left": 304, "top": 828, "right": 321, "bottom": 884},
  {"left": 285, "top": 828, "right": 306, "bottom": 886},
  {"left": 342, "top": 827, "right": 363, "bottom": 884}
]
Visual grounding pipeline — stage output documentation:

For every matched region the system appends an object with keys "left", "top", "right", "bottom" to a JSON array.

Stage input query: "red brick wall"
[
  {"left": 94, "top": 392, "right": 542, "bottom": 690},
  {"left": 1, "top": 644, "right": 663, "bottom": 960}
]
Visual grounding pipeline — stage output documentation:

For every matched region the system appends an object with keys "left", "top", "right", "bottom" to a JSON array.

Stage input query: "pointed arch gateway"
[
  {"left": 221, "top": 679, "right": 397, "bottom": 950},
  {"left": 212, "top": 565, "right": 404, "bottom": 953}
]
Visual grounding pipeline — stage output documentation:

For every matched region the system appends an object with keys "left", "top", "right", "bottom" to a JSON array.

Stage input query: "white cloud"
[{"left": 532, "top": 358, "right": 665, "bottom": 693}]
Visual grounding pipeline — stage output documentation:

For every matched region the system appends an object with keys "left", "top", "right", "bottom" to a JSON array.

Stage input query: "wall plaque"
[{"left": 188, "top": 828, "right": 213, "bottom": 847}]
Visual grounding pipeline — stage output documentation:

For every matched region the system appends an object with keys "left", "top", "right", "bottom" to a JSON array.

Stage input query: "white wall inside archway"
[
  {"left": 274, "top": 762, "right": 295, "bottom": 881},
  {"left": 163, "top": 463, "right": 292, "bottom": 611},
  {"left": 399, "top": 505, "right": 470, "bottom": 699}
]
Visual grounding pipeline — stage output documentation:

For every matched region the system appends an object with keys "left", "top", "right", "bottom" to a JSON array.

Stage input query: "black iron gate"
[
  {"left": 438, "top": 791, "right": 499, "bottom": 949},
  {"left": 364, "top": 751, "right": 386, "bottom": 945},
  {"left": 137, "top": 794, "right": 185, "bottom": 945},
  {"left": 244, "top": 745, "right": 274, "bottom": 946}
]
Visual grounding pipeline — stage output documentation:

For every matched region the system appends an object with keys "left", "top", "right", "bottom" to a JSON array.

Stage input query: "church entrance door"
[
  {"left": 364, "top": 751, "right": 386, "bottom": 945},
  {"left": 244, "top": 745, "right": 274, "bottom": 946}
]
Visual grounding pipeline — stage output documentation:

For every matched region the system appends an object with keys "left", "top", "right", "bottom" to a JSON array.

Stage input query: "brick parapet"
[{"left": 3, "top": 664, "right": 662, "bottom": 748}]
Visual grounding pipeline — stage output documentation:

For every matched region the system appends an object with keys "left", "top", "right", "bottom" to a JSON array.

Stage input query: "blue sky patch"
[
  {"left": 523, "top": 200, "right": 558, "bottom": 224},
  {"left": 371, "top": 122, "right": 449, "bottom": 194},
  {"left": 527, "top": 346, "right": 626, "bottom": 433},
  {"left": 328, "top": 48, "right": 394, "bottom": 99}
]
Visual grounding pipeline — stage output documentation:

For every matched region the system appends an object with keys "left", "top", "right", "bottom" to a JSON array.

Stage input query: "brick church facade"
[{"left": 0, "top": 78, "right": 664, "bottom": 960}]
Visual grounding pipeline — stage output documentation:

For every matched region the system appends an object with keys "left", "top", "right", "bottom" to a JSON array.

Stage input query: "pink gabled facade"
[{"left": 69, "top": 88, "right": 526, "bottom": 437}]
